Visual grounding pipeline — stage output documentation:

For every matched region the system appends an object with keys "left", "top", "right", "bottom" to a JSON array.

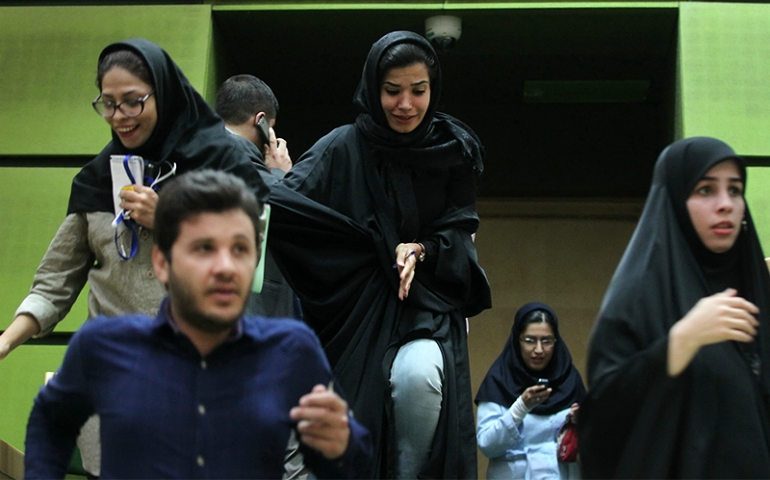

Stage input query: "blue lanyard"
[{"left": 113, "top": 155, "right": 176, "bottom": 260}]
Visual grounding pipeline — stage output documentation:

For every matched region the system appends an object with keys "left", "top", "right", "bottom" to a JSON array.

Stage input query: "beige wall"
[{"left": 468, "top": 200, "right": 641, "bottom": 478}]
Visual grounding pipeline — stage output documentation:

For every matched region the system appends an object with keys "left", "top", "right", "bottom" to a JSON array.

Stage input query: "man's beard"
[{"left": 167, "top": 270, "right": 245, "bottom": 333}]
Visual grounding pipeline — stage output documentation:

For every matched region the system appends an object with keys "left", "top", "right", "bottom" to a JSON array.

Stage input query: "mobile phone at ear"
[{"left": 257, "top": 116, "right": 270, "bottom": 145}]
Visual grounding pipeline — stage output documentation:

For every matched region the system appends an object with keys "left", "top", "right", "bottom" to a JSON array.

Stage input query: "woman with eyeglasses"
[
  {"left": 476, "top": 302, "right": 586, "bottom": 479},
  {"left": 0, "top": 38, "right": 265, "bottom": 477},
  {"left": 578, "top": 137, "right": 770, "bottom": 478}
]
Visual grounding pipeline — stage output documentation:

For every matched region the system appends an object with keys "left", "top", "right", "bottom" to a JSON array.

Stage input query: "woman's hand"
[
  {"left": 668, "top": 288, "right": 759, "bottom": 376},
  {"left": 0, "top": 313, "right": 42, "bottom": 360},
  {"left": 119, "top": 185, "right": 158, "bottom": 229},
  {"left": 566, "top": 403, "right": 580, "bottom": 425},
  {"left": 521, "top": 384, "right": 551, "bottom": 409},
  {"left": 0, "top": 340, "right": 9, "bottom": 361},
  {"left": 394, "top": 243, "right": 422, "bottom": 300}
]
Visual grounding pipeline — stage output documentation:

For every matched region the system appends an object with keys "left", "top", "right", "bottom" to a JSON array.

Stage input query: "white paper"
[{"left": 110, "top": 155, "right": 144, "bottom": 218}]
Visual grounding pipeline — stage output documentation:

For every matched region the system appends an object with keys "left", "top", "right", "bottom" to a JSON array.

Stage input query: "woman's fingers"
[
  {"left": 522, "top": 385, "right": 551, "bottom": 408},
  {"left": 394, "top": 243, "right": 419, "bottom": 300},
  {"left": 119, "top": 185, "right": 158, "bottom": 229},
  {"left": 398, "top": 265, "right": 415, "bottom": 300},
  {"left": 680, "top": 291, "right": 760, "bottom": 349}
]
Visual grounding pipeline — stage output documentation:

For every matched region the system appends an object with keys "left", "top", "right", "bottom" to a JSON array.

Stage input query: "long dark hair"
[
  {"left": 97, "top": 49, "right": 153, "bottom": 90},
  {"left": 516, "top": 307, "right": 558, "bottom": 339},
  {"left": 377, "top": 42, "right": 438, "bottom": 86}
]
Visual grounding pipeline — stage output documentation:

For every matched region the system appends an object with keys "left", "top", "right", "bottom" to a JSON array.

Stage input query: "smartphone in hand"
[{"left": 257, "top": 116, "right": 270, "bottom": 146}]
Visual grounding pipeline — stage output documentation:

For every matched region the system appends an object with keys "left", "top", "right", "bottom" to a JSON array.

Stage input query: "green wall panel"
[
  {"left": 0, "top": 5, "right": 213, "bottom": 156},
  {"left": 679, "top": 3, "right": 770, "bottom": 252},
  {"left": 747, "top": 166, "right": 770, "bottom": 256},
  {"left": 0, "top": 168, "right": 88, "bottom": 333},
  {"left": 679, "top": 2, "right": 770, "bottom": 154},
  {"left": 0, "top": 345, "right": 69, "bottom": 453}
]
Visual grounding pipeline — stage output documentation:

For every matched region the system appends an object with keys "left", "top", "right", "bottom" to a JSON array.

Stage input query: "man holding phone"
[
  {"left": 215, "top": 74, "right": 292, "bottom": 176},
  {"left": 214, "top": 74, "right": 300, "bottom": 320},
  {"left": 214, "top": 75, "right": 306, "bottom": 476}
]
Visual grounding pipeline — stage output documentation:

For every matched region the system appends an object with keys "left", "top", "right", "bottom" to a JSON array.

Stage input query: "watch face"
[{"left": 416, "top": 243, "right": 426, "bottom": 262}]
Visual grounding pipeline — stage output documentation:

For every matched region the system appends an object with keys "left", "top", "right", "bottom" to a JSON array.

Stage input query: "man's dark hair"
[
  {"left": 154, "top": 170, "right": 263, "bottom": 260},
  {"left": 215, "top": 74, "right": 279, "bottom": 125}
]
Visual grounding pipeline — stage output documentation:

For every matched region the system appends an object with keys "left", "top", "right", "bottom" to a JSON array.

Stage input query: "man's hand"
[
  {"left": 290, "top": 384, "right": 350, "bottom": 460},
  {"left": 265, "top": 127, "right": 292, "bottom": 173}
]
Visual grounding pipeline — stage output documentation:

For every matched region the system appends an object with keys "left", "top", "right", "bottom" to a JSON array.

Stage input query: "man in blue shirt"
[{"left": 24, "top": 170, "right": 372, "bottom": 479}]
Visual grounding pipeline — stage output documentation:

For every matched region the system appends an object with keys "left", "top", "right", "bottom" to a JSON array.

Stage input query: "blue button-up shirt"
[{"left": 25, "top": 298, "right": 372, "bottom": 479}]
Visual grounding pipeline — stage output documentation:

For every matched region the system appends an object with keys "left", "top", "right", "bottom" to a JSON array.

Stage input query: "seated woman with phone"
[{"left": 476, "top": 302, "right": 586, "bottom": 479}]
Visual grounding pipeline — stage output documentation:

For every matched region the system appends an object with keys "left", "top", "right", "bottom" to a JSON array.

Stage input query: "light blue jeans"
[{"left": 389, "top": 338, "right": 445, "bottom": 479}]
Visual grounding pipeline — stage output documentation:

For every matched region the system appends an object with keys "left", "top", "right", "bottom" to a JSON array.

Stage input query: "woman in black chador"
[
  {"left": 269, "top": 31, "right": 491, "bottom": 478},
  {"left": 579, "top": 137, "right": 770, "bottom": 478}
]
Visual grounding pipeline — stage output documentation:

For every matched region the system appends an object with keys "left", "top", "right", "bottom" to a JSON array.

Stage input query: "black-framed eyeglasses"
[
  {"left": 92, "top": 90, "right": 155, "bottom": 118},
  {"left": 519, "top": 336, "right": 557, "bottom": 348}
]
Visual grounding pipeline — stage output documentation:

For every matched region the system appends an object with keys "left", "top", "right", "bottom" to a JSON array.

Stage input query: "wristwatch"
[{"left": 417, "top": 243, "right": 426, "bottom": 262}]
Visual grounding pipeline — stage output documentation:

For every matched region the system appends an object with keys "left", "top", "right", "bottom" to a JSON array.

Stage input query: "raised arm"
[
  {"left": 2, "top": 213, "right": 94, "bottom": 359},
  {"left": 290, "top": 384, "right": 372, "bottom": 479},
  {"left": 668, "top": 288, "right": 759, "bottom": 376}
]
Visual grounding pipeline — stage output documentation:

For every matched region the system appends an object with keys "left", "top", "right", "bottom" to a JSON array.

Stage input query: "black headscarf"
[
  {"left": 269, "top": 30, "right": 492, "bottom": 478},
  {"left": 351, "top": 31, "right": 485, "bottom": 242},
  {"left": 353, "top": 30, "right": 484, "bottom": 172},
  {"left": 475, "top": 302, "right": 586, "bottom": 415},
  {"left": 579, "top": 136, "right": 770, "bottom": 478},
  {"left": 67, "top": 38, "right": 268, "bottom": 215}
]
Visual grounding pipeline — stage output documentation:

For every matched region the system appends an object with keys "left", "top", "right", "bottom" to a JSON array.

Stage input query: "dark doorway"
[{"left": 213, "top": 7, "right": 678, "bottom": 199}]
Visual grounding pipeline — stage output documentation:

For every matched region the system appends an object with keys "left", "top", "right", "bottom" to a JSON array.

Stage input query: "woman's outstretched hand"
[
  {"left": 394, "top": 243, "right": 422, "bottom": 300},
  {"left": 0, "top": 313, "right": 41, "bottom": 361},
  {"left": 668, "top": 288, "right": 759, "bottom": 376}
]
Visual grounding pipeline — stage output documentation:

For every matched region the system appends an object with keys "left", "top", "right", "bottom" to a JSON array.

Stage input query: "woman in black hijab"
[
  {"left": 0, "top": 38, "right": 266, "bottom": 476},
  {"left": 476, "top": 302, "right": 586, "bottom": 479},
  {"left": 269, "top": 31, "right": 491, "bottom": 478},
  {"left": 579, "top": 136, "right": 770, "bottom": 478}
]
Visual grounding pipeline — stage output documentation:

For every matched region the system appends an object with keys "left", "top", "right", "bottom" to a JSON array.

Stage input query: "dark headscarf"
[
  {"left": 352, "top": 30, "right": 484, "bottom": 172},
  {"left": 590, "top": 136, "right": 768, "bottom": 386},
  {"left": 68, "top": 38, "right": 267, "bottom": 215},
  {"left": 351, "top": 31, "right": 485, "bottom": 241},
  {"left": 580, "top": 136, "right": 770, "bottom": 478},
  {"left": 269, "top": 30, "right": 491, "bottom": 478},
  {"left": 476, "top": 302, "right": 586, "bottom": 415}
]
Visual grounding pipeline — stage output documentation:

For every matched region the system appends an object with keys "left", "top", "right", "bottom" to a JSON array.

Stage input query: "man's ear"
[
  {"left": 152, "top": 245, "right": 170, "bottom": 285},
  {"left": 255, "top": 111, "right": 275, "bottom": 128}
]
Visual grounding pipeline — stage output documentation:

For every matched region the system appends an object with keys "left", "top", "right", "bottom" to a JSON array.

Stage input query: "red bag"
[{"left": 557, "top": 422, "right": 578, "bottom": 463}]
